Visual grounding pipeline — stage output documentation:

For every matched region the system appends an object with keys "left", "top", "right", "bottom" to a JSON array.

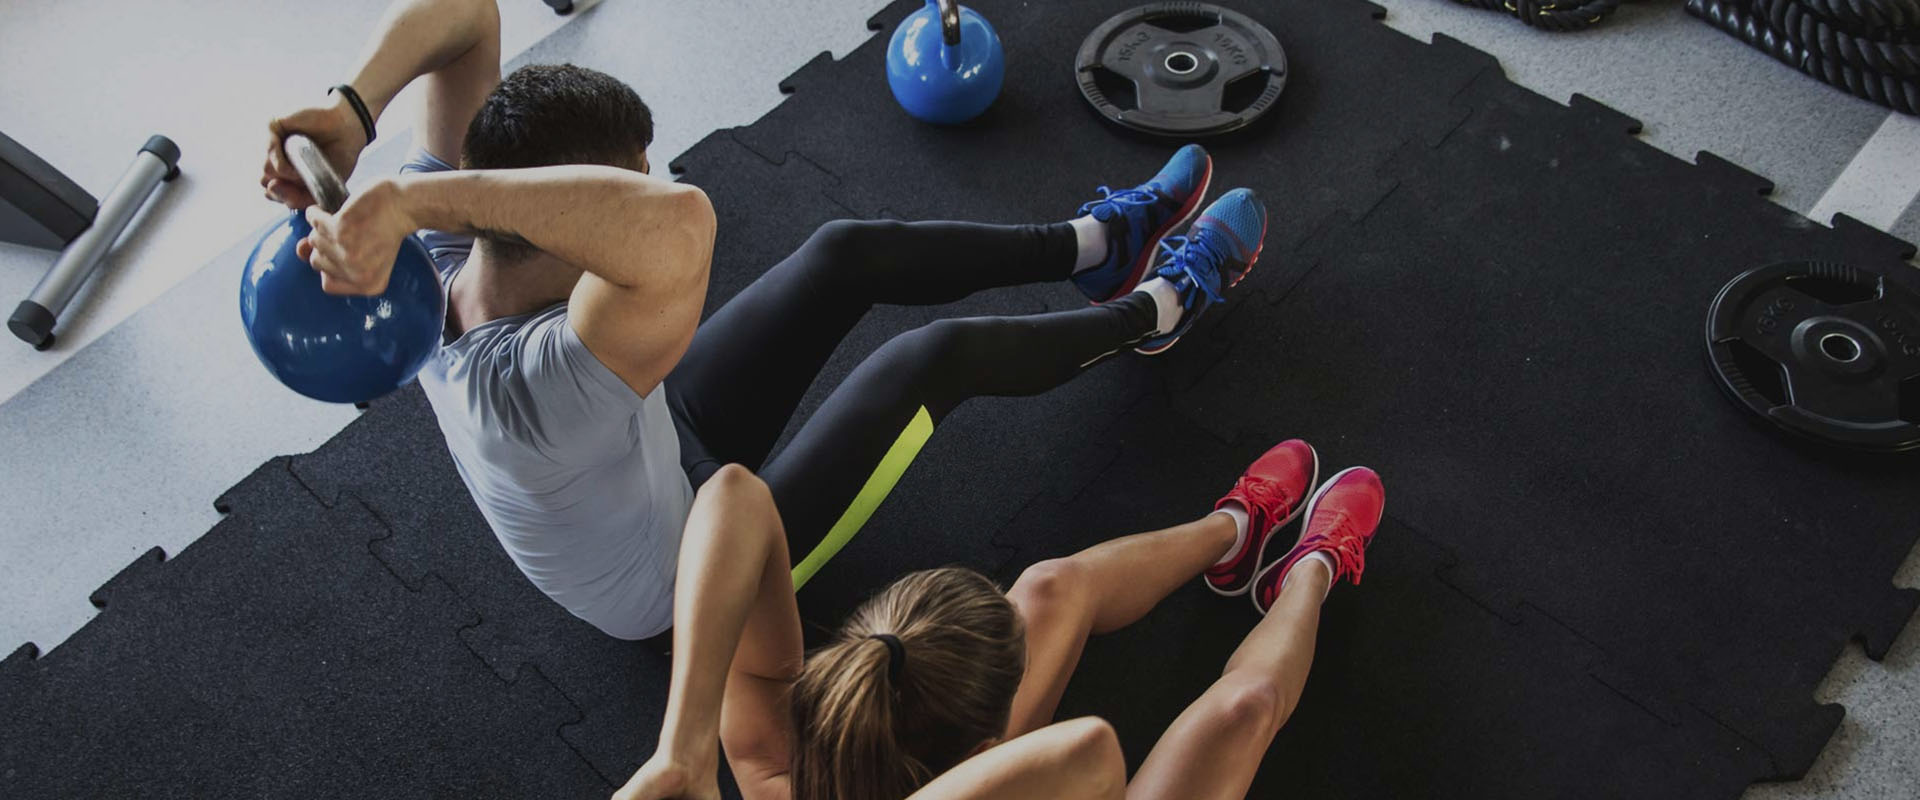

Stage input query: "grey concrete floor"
[
  {"left": 1374, "top": 0, "right": 1920, "bottom": 242},
  {"left": 0, "top": 0, "right": 584, "bottom": 400},
  {"left": 2, "top": 0, "right": 1915, "bottom": 797}
]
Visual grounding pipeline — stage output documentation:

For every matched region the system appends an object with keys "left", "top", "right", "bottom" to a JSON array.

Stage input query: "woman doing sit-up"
[{"left": 613, "top": 440, "right": 1385, "bottom": 800}]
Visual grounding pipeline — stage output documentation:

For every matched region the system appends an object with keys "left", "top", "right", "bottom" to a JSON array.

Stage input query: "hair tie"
[{"left": 869, "top": 633, "right": 906, "bottom": 682}]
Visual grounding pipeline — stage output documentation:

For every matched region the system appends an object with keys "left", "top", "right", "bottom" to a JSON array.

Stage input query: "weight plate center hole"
[
  {"left": 1819, "top": 332, "right": 1862, "bottom": 363},
  {"left": 1165, "top": 51, "right": 1199, "bottom": 75}
]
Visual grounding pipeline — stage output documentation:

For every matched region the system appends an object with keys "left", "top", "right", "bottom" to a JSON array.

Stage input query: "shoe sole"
[
  {"left": 1094, "top": 156, "right": 1214, "bottom": 304},
  {"left": 1132, "top": 212, "right": 1268, "bottom": 357},
  {"left": 1250, "top": 465, "right": 1385, "bottom": 615},
  {"left": 1207, "top": 443, "right": 1319, "bottom": 598}
]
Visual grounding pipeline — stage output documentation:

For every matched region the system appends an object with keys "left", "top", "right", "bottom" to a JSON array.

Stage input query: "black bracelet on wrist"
[{"left": 329, "top": 84, "right": 378, "bottom": 145}]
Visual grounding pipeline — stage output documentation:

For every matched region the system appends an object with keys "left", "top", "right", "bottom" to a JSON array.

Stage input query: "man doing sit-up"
[{"left": 260, "top": 0, "right": 1269, "bottom": 641}]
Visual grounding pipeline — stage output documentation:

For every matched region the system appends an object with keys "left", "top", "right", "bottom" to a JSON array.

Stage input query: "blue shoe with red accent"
[
  {"left": 1252, "top": 466, "right": 1385, "bottom": 615},
  {"left": 1205, "top": 439, "right": 1320, "bottom": 596},
  {"left": 1072, "top": 143, "right": 1213, "bottom": 303},
  {"left": 1134, "top": 187, "right": 1267, "bottom": 356}
]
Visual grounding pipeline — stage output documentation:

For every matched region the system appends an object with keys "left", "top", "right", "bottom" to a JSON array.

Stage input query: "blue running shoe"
[
  {"left": 1071, "top": 143, "right": 1212, "bottom": 303},
  {"left": 1135, "top": 188, "right": 1267, "bottom": 356}
]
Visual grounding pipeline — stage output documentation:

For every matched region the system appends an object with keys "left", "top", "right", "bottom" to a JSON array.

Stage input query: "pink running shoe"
[
  {"left": 1251, "top": 466, "right": 1384, "bottom": 615},
  {"left": 1204, "top": 440, "right": 1319, "bottom": 597}
]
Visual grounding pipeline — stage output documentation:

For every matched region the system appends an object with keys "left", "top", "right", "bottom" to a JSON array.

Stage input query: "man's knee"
[
  {"left": 887, "top": 317, "right": 1005, "bottom": 371},
  {"left": 805, "top": 219, "right": 901, "bottom": 268},
  {"left": 1008, "top": 558, "right": 1092, "bottom": 627}
]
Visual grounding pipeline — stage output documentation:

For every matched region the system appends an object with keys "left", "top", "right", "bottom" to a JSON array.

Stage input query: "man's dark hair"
[{"left": 461, "top": 63, "right": 654, "bottom": 261}]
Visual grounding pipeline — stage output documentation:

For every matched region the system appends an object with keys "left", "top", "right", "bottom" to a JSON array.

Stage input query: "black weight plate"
[
  {"left": 1075, "top": 2, "right": 1287, "bottom": 138},
  {"left": 1705, "top": 260, "right": 1920, "bottom": 453}
]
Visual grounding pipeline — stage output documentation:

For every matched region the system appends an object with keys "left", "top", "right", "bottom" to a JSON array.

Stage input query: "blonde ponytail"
[{"left": 790, "top": 568, "right": 1026, "bottom": 800}]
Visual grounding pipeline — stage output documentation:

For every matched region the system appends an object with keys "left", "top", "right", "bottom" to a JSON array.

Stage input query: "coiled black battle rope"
[
  {"left": 1453, "top": 0, "right": 1626, "bottom": 32},
  {"left": 1687, "top": 0, "right": 1920, "bottom": 113}
]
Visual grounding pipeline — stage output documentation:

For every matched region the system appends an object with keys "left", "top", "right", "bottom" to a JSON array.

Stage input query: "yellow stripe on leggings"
[{"left": 790, "top": 405, "right": 935, "bottom": 590}]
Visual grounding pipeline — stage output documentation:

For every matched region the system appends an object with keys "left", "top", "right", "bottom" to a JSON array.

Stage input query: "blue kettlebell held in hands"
[
  {"left": 238, "top": 134, "right": 446, "bottom": 405},
  {"left": 886, "top": 0, "right": 1005, "bottom": 124}
]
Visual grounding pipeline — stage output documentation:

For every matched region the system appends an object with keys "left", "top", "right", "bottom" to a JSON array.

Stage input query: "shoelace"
[
  {"left": 1077, "top": 184, "right": 1160, "bottom": 222},
  {"left": 1155, "top": 233, "right": 1228, "bottom": 304},
  {"left": 1261, "top": 511, "right": 1371, "bottom": 606},
  {"left": 1297, "top": 512, "right": 1369, "bottom": 585},
  {"left": 1232, "top": 476, "right": 1295, "bottom": 535}
]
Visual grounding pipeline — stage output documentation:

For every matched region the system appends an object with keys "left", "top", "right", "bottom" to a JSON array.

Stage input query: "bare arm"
[
  {"left": 262, "top": 0, "right": 499, "bottom": 207},
  {"left": 612, "top": 464, "right": 803, "bottom": 800},
  {"left": 300, "top": 166, "right": 716, "bottom": 395},
  {"left": 390, "top": 167, "right": 713, "bottom": 288},
  {"left": 342, "top": 0, "right": 500, "bottom": 163}
]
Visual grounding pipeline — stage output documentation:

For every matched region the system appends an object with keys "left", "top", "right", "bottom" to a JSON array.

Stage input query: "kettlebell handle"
[
  {"left": 283, "top": 134, "right": 349, "bottom": 214},
  {"left": 938, "top": 0, "right": 961, "bottom": 47}
]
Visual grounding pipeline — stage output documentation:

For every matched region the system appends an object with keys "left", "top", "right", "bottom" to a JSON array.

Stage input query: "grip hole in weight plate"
[
  {"left": 1222, "top": 70, "right": 1269, "bottom": 113},
  {"left": 1147, "top": 16, "right": 1213, "bottom": 33},
  {"left": 1087, "top": 65, "right": 1138, "bottom": 111},
  {"left": 1785, "top": 274, "right": 1877, "bottom": 305},
  {"left": 1724, "top": 338, "right": 1789, "bottom": 406}
]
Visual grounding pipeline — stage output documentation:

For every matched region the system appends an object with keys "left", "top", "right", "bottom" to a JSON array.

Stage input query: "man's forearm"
[
  {"left": 387, "top": 166, "right": 714, "bottom": 289},
  {"left": 345, "top": 0, "right": 499, "bottom": 121}
]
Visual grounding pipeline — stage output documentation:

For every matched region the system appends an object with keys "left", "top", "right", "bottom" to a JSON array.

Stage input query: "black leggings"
[{"left": 663, "top": 219, "right": 1157, "bottom": 584}]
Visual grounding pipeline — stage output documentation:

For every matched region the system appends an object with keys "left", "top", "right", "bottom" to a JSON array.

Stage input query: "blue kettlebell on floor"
[
  {"left": 239, "top": 134, "right": 445, "bottom": 405},
  {"left": 886, "top": 0, "right": 1005, "bottom": 124}
]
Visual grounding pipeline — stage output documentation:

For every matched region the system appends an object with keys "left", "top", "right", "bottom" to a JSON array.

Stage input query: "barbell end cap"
[
  {"left": 141, "top": 135, "right": 182, "bottom": 179},
  {"left": 9, "top": 300, "right": 56, "bottom": 349}
]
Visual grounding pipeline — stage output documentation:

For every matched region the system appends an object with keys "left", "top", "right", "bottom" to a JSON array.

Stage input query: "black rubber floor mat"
[
  {"left": 1163, "top": 69, "right": 1920, "bottom": 778},
  {"left": 0, "top": 461, "right": 604, "bottom": 796},
  {"left": 989, "top": 397, "right": 1771, "bottom": 798}
]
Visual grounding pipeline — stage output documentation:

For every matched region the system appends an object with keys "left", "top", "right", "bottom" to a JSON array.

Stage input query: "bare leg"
[
  {"left": 1124, "top": 562, "right": 1332, "bottom": 800},
  {"left": 908, "top": 717, "right": 1127, "bottom": 800},
  {"left": 1004, "top": 512, "right": 1239, "bottom": 737}
]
